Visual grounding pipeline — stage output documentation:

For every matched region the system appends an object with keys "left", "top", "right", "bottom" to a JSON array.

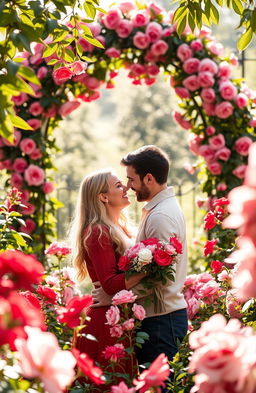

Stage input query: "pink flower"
[
  {"left": 30, "top": 148, "right": 42, "bottom": 160},
  {"left": 103, "top": 9, "right": 122, "bottom": 29},
  {"left": 133, "top": 32, "right": 150, "bottom": 49},
  {"left": 147, "top": 64, "right": 160, "bottom": 76},
  {"left": 105, "top": 47, "right": 121, "bottom": 58},
  {"left": 177, "top": 43, "right": 193, "bottom": 62},
  {"left": 29, "top": 102, "right": 43, "bottom": 116},
  {"left": 206, "top": 126, "right": 216, "bottom": 135},
  {"left": 218, "top": 61, "right": 232, "bottom": 79},
  {"left": 102, "top": 343, "right": 125, "bottom": 362},
  {"left": 53, "top": 66, "right": 74, "bottom": 84},
  {"left": 20, "top": 202, "right": 36, "bottom": 215},
  {"left": 116, "top": 19, "right": 133, "bottom": 38},
  {"left": 24, "top": 164, "right": 44, "bottom": 186},
  {"left": 27, "top": 118, "right": 42, "bottom": 130},
  {"left": 187, "top": 133, "right": 204, "bottom": 156},
  {"left": 175, "top": 87, "right": 190, "bottom": 99},
  {"left": 219, "top": 81, "right": 237, "bottom": 100},
  {"left": 217, "top": 183, "right": 227, "bottom": 191},
  {"left": 13, "top": 158, "right": 28, "bottom": 173},
  {"left": 119, "top": 1, "right": 136, "bottom": 14},
  {"left": 58, "top": 101, "right": 80, "bottom": 117},
  {"left": 19, "top": 218, "right": 36, "bottom": 234},
  {"left": 150, "top": 40, "right": 168, "bottom": 56},
  {"left": 148, "top": 2, "right": 163, "bottom": 16},
  {"left": 83, "top": 76, "right": 101, "bottom": 90},
  {"left": 145, "top": 22, "right": 163, "bottom": 42},
  {"left": 235, "top": 136, "right": 253, "bottom": 156},
  {"left": 186, "top": 296, "right": 201, "bottom": 319},
  {"left": 42, "top": 181, "right": 54, "bottom": 194},
  {"left": 2, "top": 130, "right": 21, "bottom": 147},
  {"left": 235, "top": 93, "right": 249, "bottom": 108},
  {"left": 198, "top": 145, "right": 215, "bottom": 161},
  {"left": 133, "top": 353, "right": 170, "bottom": 393},
  {"left": 198, "top": 71, "right": 215, "bottom": 87},
  {"left": 15, "top": 327, "right": 76, "bottom": 393},
  {"left": 130, "top": 63, "right": 146, "bottom": 76},
  {"left": 132, "top": 303, "right": 146, "bottom": 320},
  {"left": 190, "top": 39, "right": 203, "bottom": 51},
  {"left": 182, "top": 75, "right": 200, "bottom": 91},
  {"left": 207, "top": 41, "right": 224, "bottom": 56},
  {"left": 232, "top": 164, "right": 247, "bottom": 179},
  {"left": 203, "top": 102, "right": 216, "bottom": 116},
  {"left": 207, "top": 161, "right": 222, "bottom": 175},
  {"left": 226, "top": 289, "right": 243, "bottom": 318},
  {"left": 71, "top": 61, "right": 87, "bottom": 75},
  {"left": 201, "top": 88, "right": 216, "bottom": 103},
  {"left": 12, "top": 92, "right": 28, "bottom": 106},
  {"left": 122, "top": 318, "right": 135, "bottom": 330},
  {"left": 10, "top": 173, "right": 23, "bottom": 188},
  {"left": 173, "top": 111, "right": 192, "bottom": 129},
  {"left": 45, "top": 241, "right": 71, "bottom": 256},
  {"left": 105, "top": 305, "right": 120, "bottom": 326},
  {"left": 110, "top": 324, "right": 123, "bottom": 338},
  {"left": 62, "top": 287, "right": 74, "bottom": 305},
  {"left": 198, "top": 58, "right": 218, "bottom": 74},
  {"left": 183, "top": 57, "right": 200, "bottom": 74},
  {"left": 184, "top": 162, "right": 195, "bottom": 175},
  {"left": 111, "top": 381, "right": 135, "bottom": 393},
  {"left": 131, "top": 10, "right": 150, "bottom": 27},
  {"left": 208, "top": 134, "right": 225, "bottom": 150},
  {"left": 37, "top": 66, "right": 48, "bottom": 79},
  {"left": 20, "top": 189, "right": 30, "bottom": 203},
  {"left": 112, "top": 290, "right": 137, "bottom": 305},
  {"left": 215, "top": 101, "right": 234, "bottom": 119},
  {"left": 215, "top": 147, "right": 231, "bottom": 161},
  {"left": 77, "top": 37, "right": 93, "bottom": 52},
  {"left": 20, "top": 138, "right": 36, "bottom": 155},
  {"left": 44, "top": 105, "right": 57, "bottom": 118}
]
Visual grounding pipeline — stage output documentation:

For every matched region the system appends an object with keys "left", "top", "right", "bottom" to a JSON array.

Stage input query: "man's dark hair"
[{"left": 121, "top": 145, "right": 170, "bottom": 184}]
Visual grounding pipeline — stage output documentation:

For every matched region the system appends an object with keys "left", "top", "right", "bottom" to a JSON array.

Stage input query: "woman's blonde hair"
[{"left": 69, "top": 169, "right": 129, "bottom": 281}]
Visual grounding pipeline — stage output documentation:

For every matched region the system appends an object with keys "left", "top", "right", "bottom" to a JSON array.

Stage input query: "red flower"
[
  {"left": 36, "top": 285, "right": 57, "bottom": 304},
  {"left": 0, "top": 250, "right": 44, "bottom": 294},
  {"left": 118, "top": 255, "right": 130, "bottom": 271},
  {"left": 212, "top": 197, "right": 230, "bottom": 208},
  {"left": 204, "top": 239, "right": 218, "bottom": 256},
  {"left": 57, "top": 295, "right": 93, "bottom": 328},
  {"left": 20, "top": 291, "right": 41, "bottom": 309},
  {"left": 153, "top": 249, "right": 173, "bottom": 266},
  {"left": 141, "top": 237, "right": 160, "bottom": 246},
  {"left": 169, "top": 236, "right": 183, "bottom": 254},
  {"left": 204, "top": 211, "right": 217, "bottom": 230},
  {"left": 72, "top": 348, "right": 105, "bottom": 385},
  {"left": 102, "top": 343, "right": 125, "bottom": 362},
  {"left": 211, "top": 260, "right": 223, "bottom": 274}
]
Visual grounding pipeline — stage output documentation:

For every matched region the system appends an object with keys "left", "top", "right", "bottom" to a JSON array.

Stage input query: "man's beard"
[{"left": 132, "top": 183, "right": 150, "bottom": 202}]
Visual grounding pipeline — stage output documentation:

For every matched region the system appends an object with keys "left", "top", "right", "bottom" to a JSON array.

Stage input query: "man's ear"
[
  {"left": 144, "top": 173, "right": 154, "bottom": 184},
  {"left": 99, "top": 193, "right": 108, "bottom": 203}
]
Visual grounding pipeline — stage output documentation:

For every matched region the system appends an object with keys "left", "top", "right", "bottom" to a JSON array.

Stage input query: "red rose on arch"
[
  {"left": 169, "top": 236, "right": 183, "bottom": 254},
  {"left": 153, "top": 249, "right": 173, "bottom": 266},
  {"left": 204, "top": 239, "right": 218, "bottom": 256},
  {"left": 118, "top": 255, "right": 130, "bottom": 271},
  {"left": 204, "top": 211, "right": 217, "bottom": 230},
  {"left": 72, "top": 348, "right": 105, "bottom": 385}
]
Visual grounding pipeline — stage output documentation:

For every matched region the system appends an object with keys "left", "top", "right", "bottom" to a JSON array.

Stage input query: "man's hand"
[{"left": 91, "top": 282, "right": 112, "bottom": 307}]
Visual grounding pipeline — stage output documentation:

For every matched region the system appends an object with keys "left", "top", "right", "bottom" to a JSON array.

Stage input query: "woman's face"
[{"left": 105, "top": 174, "right": 130, "bottom": 208}]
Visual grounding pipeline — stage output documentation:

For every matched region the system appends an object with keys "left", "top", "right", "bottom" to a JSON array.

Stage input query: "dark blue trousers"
[{"left": 136, "top": 308, "right": 188, "bottom": 392}]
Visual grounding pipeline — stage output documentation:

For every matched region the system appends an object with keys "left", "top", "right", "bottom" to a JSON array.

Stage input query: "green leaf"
[
  {"left": 53, "top": 29, "right": 70, "bottom": 43},
  {"left": 10, "top": 115, "right": 33, "bottom": 130},
  {"left": 63, "top": 48, "right": 75, "bottom": 62},
  {"left": 6, "top": 60, "right": 20, "bottom": 76},
  {"left": 79, "top": 23, "right": 93, "bottom": 36},
  {"left": 18, "top": 33, "right": 32, "bottom": 53},
  {"left": 18, "top": 65, "right": 41, "bottom": 86},
  {"left": 188, "top": 12, "right": 196, "bottom": 31},
  {"left": 47, "top": 58, "right": 59, "bottom": 65},
  {"left": 82, "top": 35, "right": 104, "bottom": 48},
  {"left": 176, "top": 12, "right": 188, "bottom": 36},
  {"left": 172, "top": 5, "right": 187, "bottom": 24},
  {"left": 250, "top": 8, "right": 256, "bottom": 31},
  {"left": 0, "top": 74, "right": 35, "bottom": 96},
  {"left": 84, "top": 2, "right": 96, "bottom": 19},
  {"left": 237, "top": 27, "right": 253, "bottom": 51},
  {"left": 232, "top": 0, "right": 244, "bottom": 15},
  {"left": 10, "top": 230, "right": 27, "bottom": 247},
  {"left": 95, "top": 7, "right": 107, "bottom": 14},
  {"left": 43, "top": 43, "right": 58, "bottom": 58},
  {"left": 210, "top": 2, "right": 219, "bottom": 24}
]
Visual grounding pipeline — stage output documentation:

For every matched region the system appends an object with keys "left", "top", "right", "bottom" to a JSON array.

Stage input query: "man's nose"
[{"left": 123, "top": 184, "right": 130, "bottom": 192}]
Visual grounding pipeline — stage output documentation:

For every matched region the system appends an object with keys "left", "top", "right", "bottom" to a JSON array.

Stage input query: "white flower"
[{"left": 137, "top": 248, "right": 153, "bottom": 265}]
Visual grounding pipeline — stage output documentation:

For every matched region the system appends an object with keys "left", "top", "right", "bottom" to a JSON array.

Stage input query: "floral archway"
[{"left": 0, "top": 1, "right": 256, "bottom": 253}]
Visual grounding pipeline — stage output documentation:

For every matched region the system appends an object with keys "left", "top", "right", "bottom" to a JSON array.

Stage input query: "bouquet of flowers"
[{"left": 118, "top": 236, "right": 183, "bottom": 288}]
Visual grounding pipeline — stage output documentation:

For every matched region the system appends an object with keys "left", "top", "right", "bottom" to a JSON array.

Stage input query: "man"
[
  {"left": 92, "top": 145, "right": 188, "bottom": 379},
  {"left": 120, "top": 145, "right": 188, "bottom": 368}
]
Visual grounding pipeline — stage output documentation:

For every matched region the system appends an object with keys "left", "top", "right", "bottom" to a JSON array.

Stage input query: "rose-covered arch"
[{"left": 1, "top": 1, "right": 256, "bottom": 253}]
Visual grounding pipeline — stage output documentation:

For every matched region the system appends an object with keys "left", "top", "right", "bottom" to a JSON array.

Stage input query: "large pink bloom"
[
  {"left": 15, "top": 327, "right": 76, "bottom": 393},
  {"left": 106, "top": 305, "right": 120, "bottom": 326},
  {"left": 58, "top": 101, "right": 81, "bottom": 117},
  {"left": 24, "top": 164, "right": 45, "bottom": 186},
  {"left": 112, "top": 290, "right": 137, "bottom": 305},
  {"left": 133, "top": 353, "right": 170, "bottom": 392}
]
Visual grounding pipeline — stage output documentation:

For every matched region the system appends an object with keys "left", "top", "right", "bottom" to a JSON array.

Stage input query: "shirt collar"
[{"left": 143, "top": 187, "right": 175, "bottom": 211}]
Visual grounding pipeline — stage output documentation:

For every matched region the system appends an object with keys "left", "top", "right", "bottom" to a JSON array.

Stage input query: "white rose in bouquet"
[{"left": 137, "top": 248, "right": 153, "bottom": 266}]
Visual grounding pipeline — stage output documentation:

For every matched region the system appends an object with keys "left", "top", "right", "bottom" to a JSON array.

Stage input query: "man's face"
[{"left": 126, "top": 166, "right": 151, "bottom": 202}]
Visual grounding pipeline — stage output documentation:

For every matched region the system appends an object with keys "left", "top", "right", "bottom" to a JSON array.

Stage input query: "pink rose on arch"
[
  {"left": 150, "top": 40, "right": 168, "bottom": 56},
  {"left": 173, "top": 111, "right": 192, "bottom": 129},
  {"left": 2, "top": 130, "right": 21, "bottom": 147},
  {"left": 215, "top": 101, "right": 234, "bottom": 118},
  {"left": 198, "top": 58, "right": 218, "bottom": 74},
  {"left": 175, "top": 87, "right": 190, "bottom": 99},
  {"left": 201, "top": 88, "right": 216, "bottom": 103},
  {"left": 53, "top": 66, "right": 74, "bottom": 84},
  {"left": 116, "top": 19, "right": 133, "bottom": 38},
  {"left": 20, "top": 138, "right": 36, "bottom": 155},
  {"left": 105, "top": 47, "right": 121, "bottom": 58},
  {"left": 235, "top": 136, "right": 253, "bottom": 156},
  {"left": 183, "top": 57, "right": 200, "bottom": 74},
  {"left": 130, "top": 63, "right": 146, "bottom": 76},
  {"left": 187, "top": 133, "right": 204, "bottom": 156},
  {"left": 24, "top": 164, "right": 44, "bottom": 186},
  {"left": 20, "top": 202, "right": 36, "bottom": 215},
  {"left": 235, "top": 92, "right": 249, "bottom": 108},
  {"left": 13, "top": 158, "right": 28, "bottom": 173},
  {"left": 132, "top": 303, "right": 146, "bottom": 320},
  {"left": 198, "top": 71, "right": 215, "bottom": 88},
  {"left": 207, "top": 41, "right": 224, "bottom": 56},
  {"left": 71, "top": 61, "right": 87, "bottom": 75},
  {"left": 206, "top": 126, "right": 215, "bottom": 135},
  {"left": 218, "top": 61, "right": 232, "bottom": 79},
  {"left": 190, "top": 39, "right": 203, "bottom": 51},
  {"left": 83, "top": 76, "right": 101, "bottom": 90},
  {"left": 203, "top": 102, "right": 216, "bottom": 116},
  {"left": 27, "top": 119, "right": 42, "bottom": 130},
  {"left": 20, "top": 189, "right": 30, "bottom": 203},
  {"left": 10, "top": 173, "right": 23, "bottom": 188},
  {"left": 147, "top": 64, "right": 160, "bottom": 76},
  {"left": 20, "top": 218, "right": 36, "bottom": 234},
  {"left": 44, "top": 105, "right": 57, "bottom": 118},
  {"left": 207, "top": 161, "right": 222, "bottom": 175},
  {"left": 182, "top": 75, "right": 200, "bottom": 91},
  {"left": 217, "top": 182, "right": 227, "bottom": 191},
  {"left": 133, "top": 32, "right": 150, "bottom": 49},
  {"left": 232, "top": 164, "right": 247, "bottom": 179},
  {"left": 105, "top": 305, "right": 120, "bottom": 326},
  {"left": 58, "top": 101, "right": 81, "bottom": 117},
  {"left": 215, "top": 147, "right": 231, "bottom": 161},
  {"left": 145, "top": 22, "right": 163, "bottom": 43},
  {"left": 42, "top": 181, "right": 54, "bottom": 194},
  {"left": 119, "top": 1, "right": 136, "bottom": 14},
  {"left": 29, "top": 101, "right": 43, "bottom": 116},
  {"left": 103, "top": 9, "right": 122, "bottom": 29},
  {"left": 177, "top": 43, "right": 193, "bottom": 62},
  {"left": 219, "top": 80, "right": 237, "bottom": 100},
  {"left": 148, "top": 2, "right": 163, "bottom": 16},
  {"left": 131, "top": 10, "right": 150, "bottom": 27},
  {"left": 37, "top": 66, "right": 48, "bottom": 80},
  {"left": 12, "top": 92, "right": 28, "bottom": 106},
  {"left": 198, "top": 145, "right": 215, "bottom": 161},
  {"left": 122, "top": 318, "right": 135, "bottom": 331},
  {"left": 208, "top": 134, "right": 225, "bottom": 150},
  {"left": 30, "top": 148, "right": 42, "bottom": 160},
  {"left": 112, "top": 290, "right": 137, "bottom": 305},
  {"left": 78, "top": 37, "right": 94, "bottom": 52}
]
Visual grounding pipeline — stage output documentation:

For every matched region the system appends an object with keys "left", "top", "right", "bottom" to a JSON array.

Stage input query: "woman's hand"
[{"left": 91, "top": 282, "right": 112, "bottom": 307}]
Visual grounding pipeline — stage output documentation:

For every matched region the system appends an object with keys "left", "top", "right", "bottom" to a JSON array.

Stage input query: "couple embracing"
[{"left": 69, "top": 145, "right": 188, "bottom": 391}]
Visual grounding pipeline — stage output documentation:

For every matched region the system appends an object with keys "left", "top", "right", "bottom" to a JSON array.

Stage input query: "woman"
[{"left": 69, "top": 169, "right": 144, "bottom": 383}]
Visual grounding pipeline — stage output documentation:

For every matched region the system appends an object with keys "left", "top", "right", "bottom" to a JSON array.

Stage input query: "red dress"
[{"left": 75, "top": 226, "right": 134, "bottom": 385}]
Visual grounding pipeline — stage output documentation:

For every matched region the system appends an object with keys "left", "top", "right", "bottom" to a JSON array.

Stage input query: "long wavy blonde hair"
[{"left": 69, "top": 169, "right": 130, "bottom": 282}]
